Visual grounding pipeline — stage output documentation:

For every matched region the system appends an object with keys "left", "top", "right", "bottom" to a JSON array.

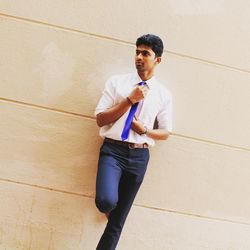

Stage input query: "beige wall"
[{"left": 0, "top": 1, "right": 250, "bottom": 249}]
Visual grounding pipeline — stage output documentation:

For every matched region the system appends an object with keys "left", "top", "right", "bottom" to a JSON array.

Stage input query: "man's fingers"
[{"left": 130, "top": 85, "right": 148, "bottom": 102}]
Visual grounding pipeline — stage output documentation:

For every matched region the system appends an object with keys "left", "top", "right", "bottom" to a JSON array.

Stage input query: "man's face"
[{"left": 135, "top": 45, "right": 161, "bottom": 72}]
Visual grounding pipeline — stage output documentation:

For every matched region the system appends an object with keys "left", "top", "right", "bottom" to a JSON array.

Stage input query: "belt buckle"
[{"left": 128, "top": 142, "right": 135, "bottom": 149}]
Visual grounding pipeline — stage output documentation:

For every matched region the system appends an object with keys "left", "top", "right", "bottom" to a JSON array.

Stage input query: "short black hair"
[{"left": 136, "top": 34, "right": 164, "bottom": 57}]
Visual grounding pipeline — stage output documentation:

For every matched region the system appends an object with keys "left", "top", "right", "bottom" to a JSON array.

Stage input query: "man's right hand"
[{"left": 128, "top": 85, "right": 148, "bottom": 104}]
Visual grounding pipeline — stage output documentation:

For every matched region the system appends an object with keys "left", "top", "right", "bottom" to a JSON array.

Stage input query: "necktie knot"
[{"left": 139, "top": 81, "right": 146, "bottom": 86}]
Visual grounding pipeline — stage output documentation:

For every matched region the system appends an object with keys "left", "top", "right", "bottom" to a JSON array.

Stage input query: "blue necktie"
[{"left": 121, "top": 81, "right": 145, "bottom": 141}]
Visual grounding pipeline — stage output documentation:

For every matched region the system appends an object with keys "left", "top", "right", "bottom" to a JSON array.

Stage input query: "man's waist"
[{"left": 104, "top": 137, "right": 149, "bottom": 149}]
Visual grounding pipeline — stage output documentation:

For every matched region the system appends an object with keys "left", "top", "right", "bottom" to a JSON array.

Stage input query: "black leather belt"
[{"left": 104, "top": 138, "right": 149, "bottom": 149}]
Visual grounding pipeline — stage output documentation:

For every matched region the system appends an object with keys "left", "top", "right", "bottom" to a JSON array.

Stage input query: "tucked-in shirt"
[{"left": 94, "top": 72, "right": 173, "bottom": 146}]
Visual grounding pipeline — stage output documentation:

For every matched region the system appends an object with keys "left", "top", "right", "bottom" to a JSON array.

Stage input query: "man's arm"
[
  {"left": 146, "top": 128, "right": 171, "bottom": 140},
  {"left": 96, "top": 98, "right": 132, "bottom": 127},
  {"left": 96, "top": 85, "right": 148, "bottom": 127},
  {"left": 131, "top": 119, "right": 171, "bottom": 140}
]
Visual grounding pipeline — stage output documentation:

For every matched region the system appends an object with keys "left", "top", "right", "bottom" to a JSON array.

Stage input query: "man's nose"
[{"left": 136, "top": 53, "right": 143, "bottom": 60}]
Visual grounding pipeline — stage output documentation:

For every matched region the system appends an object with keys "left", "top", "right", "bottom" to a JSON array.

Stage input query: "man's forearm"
[
  {"left": 131, "top": 119, "right": 171, "bottom": 140},
  {"left": 146, "top": 128, "right": 171, "bottom": 140},
  {"left": 96, "top": 98, "right": 132, "bottom": 127}
]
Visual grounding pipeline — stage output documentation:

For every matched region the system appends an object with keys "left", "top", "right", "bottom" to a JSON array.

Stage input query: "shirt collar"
[{"left": 132, "top": 71, "right": 157, "bottom": 89}]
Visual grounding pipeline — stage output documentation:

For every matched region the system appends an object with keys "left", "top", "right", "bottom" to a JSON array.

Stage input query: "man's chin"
[{"left": 136, "top": 65, "right": 145, "bottom": 71}]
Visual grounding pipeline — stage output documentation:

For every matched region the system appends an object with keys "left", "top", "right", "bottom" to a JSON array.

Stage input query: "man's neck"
[{"left": 137, "top": 70, "right": 154, "bottom": 81}]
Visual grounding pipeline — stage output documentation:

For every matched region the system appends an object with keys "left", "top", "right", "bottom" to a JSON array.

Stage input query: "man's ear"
[{"left": 156, "top": 57, "right": 161, "bottom": 64}]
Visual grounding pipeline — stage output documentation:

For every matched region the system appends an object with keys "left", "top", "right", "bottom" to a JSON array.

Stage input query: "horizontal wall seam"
[
  {"left": 173, "top": 134, "right": 250, "bottom": 152},
  {"left": 0, "top": 12, "right": 249, "bottom": 74},
  {"left": 0, "top": 177, "right": 250, "bottom": 227},
  {"left": 135, "top": 203, "right": 250, "bottom": 227},
  {"left": 1, "top": 97, "right": 249, "bottom": 152},
  {"left": 168, "top": 50, "right": 250, "bottom": 74},
  {"left": 0, "top": 97, "right": 94, "bottom": 121}
]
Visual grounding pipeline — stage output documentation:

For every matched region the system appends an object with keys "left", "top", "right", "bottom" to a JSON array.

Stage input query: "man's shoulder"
[
  {"left": 105, "top": 73, "right": 136, "bottom": 90},
  {"left": 108, "top": 72, "right": 135, "bottom": 82},
  {"left": 154, "top": 78, "right": 172, "bottom": 98}
]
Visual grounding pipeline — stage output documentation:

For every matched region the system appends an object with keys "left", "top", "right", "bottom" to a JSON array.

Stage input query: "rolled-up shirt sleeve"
[
  {"left": 156, "top": 91, "right": 173, "bottom": 132},
  {"left": 94, "top": 77, "right": 115, "bottom": 116}
]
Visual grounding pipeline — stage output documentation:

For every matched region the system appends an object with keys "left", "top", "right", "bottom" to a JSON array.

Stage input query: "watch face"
[{"left": 141, "top": 126, "right": 147, "bottom": 135}]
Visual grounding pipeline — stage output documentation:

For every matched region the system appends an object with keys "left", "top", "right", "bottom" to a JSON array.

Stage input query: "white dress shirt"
[{"left": 94, "top": 72, "right": 172, "bottom": 146}]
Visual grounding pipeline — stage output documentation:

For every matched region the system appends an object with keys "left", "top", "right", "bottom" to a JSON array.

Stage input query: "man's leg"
[
  {"left": 95, "top": 143, "right": 122, "bottom": 214},
  {"left": 96, "top": 148, "right": 149, "bottom": 250}
]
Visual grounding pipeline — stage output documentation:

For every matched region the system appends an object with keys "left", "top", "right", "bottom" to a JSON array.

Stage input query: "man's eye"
[{"left": 136, "top": 51, "right": 149, "bottom": 56}]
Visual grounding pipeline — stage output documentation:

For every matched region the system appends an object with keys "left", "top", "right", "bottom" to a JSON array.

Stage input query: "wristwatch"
[{"left": 141, "top": 126, "right": 148, "bottom": 135}]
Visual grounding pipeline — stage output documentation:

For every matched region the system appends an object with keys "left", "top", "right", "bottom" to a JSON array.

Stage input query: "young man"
[{"left": 94, "top": 34, "right": 172, "bottom": 250}]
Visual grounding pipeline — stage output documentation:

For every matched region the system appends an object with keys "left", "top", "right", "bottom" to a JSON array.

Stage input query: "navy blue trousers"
[{"left": 95, "top": 139, "right": 150, "bottom": 250}]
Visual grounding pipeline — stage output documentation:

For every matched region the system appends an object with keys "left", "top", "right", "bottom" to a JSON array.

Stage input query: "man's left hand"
[{"left": 131, "top": 118, "right": 146, "bottom": 135}]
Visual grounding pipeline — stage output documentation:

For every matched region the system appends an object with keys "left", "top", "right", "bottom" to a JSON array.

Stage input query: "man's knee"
[{"left": 95, "top": 197, "right": 117, "bottom": 213}]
